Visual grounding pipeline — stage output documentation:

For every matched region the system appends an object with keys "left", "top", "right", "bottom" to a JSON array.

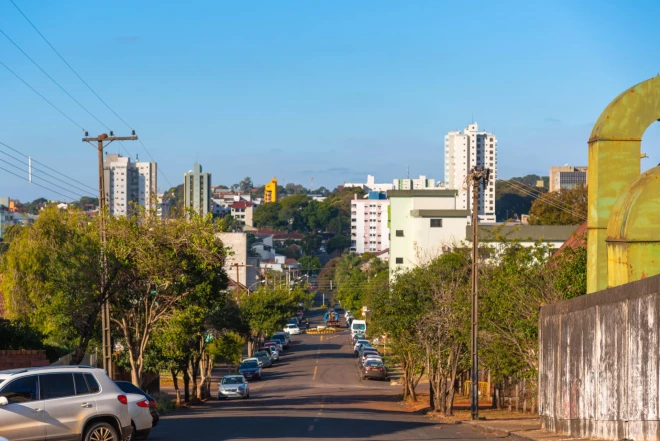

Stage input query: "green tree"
[
  {"left": 253, "top": 202, "right": 283, "bottom": 229},
  {"left": 239, "top": 177, "right": 254, "bottom": 193},
  {"left": 0, "top": 207, "right": 109, "bottom": 363},
  {"left": 298, "top": 255, "right": 322, "bottom": 273},
  {"left": 528, "top": 185, "right": 587, "bottom": 225},
  {"left": 327, "top": 235, "right": 350, "bottom": 254}
]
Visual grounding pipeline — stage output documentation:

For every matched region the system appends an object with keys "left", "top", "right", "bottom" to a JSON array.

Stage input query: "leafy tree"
[
  {"left": 528, "top": 185, "right": 587, "bottom": 225},
  {"left": 298, "top": 256, "right": 322, "bottom": 274},
  {"left": 551, "top": 242, "right": 587, "bottom": 300},
  {"left": 162, "top": 184, "right": 185, "bottom": 217},
  {"left": 0, "top": 207, "right": 110, "bottom": 363},
  {"left": 239, "top": 177, "right": 254, "bottom": 193},
  {"left": 253, "top": 202, "right": 283, "bottom": 229},
  {"left": 301, "top": 234, "right": 323, "bottom": 255},
  {"left": 327, "top": 235, "right": 350, "bottom": 254},
  {"left": 105, "top": 210, "right": 228, "bottom": 387}
]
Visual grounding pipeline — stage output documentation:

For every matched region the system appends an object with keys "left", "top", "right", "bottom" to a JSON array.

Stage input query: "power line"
[
  {"left": 0, "top": 141, "right": 97, "bottom": 193},
  {"left": 502, "top": 179, "right": 586, "bottom": 219},
  {"left": 0, "top": 58, "right": 84, "bottom": 130},
  {"left": 0, "top": 145, "right": 96, "bottom": 197},
  {"left": 9, "top": 0, "right": 173, "bottom": 188},
  {"left": 8, "top": 0, "right": 132, "bottom": 131},
  {"left": 0, "top": 164, "right": 80, "bottom": 201},
  {"left": 0, "top": 154, "right": 92, "bottom": 199}
]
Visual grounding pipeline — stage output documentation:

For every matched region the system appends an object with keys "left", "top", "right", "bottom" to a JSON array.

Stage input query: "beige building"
[
  {"left": 444, "top": 123, "right": 497, "bottom": 223},
  {"left": 216, "top": 232, "right": 260, "bottom": 289},
  {"left": 549, "top": 165, "right": 587, "bottom": 192},
  {"left": 104, "top": 153, "right": 157, "bottom": 216},
  {"left": 392, "top": 175, "right": 435, "bottom": 190},
  {"left": 230, "top": 201, "right": 254, "bottom": 227}
]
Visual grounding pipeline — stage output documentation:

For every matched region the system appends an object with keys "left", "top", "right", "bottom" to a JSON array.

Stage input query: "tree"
[
  {"left": 105, "top": 210, "right": 228, "bottom": 387},
  {"left": 0, "top": 207, "right": 110, "bottom": 363},
  {"left": 327, "top": 235, "right": 350, "bottom": 254},
  {"left": 528, "top": 185, "right": 587, "bottom": 225},
  {"left": 253, "top": 202, "right": 283, "bottom": 229},
  {"left": 301, "top": 234, "right": 323, "bottom": 255},
  {"left": 239, "top": 177, "right": 254, "bottom": 193},
  {"left": 298, "top": 256, "right": 322, "bottom": 274}
]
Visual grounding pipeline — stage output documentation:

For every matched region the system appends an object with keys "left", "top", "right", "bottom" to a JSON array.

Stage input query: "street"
[{"left": 150, "top": 302, "right": 501, "bottom": 441}]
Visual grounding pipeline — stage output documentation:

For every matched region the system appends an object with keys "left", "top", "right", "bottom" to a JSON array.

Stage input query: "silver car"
[
  {"left": 218, "top": 375, "right": 250, "bottom": 400},
  {"left": 0, "top": 365, "right": 133, "bottom": 441}
]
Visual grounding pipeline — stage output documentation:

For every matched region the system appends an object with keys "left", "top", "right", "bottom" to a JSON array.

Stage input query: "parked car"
[
  {"left": 123, "top": 392, "right": 153, "bottom": 440},
  {"left": 260, "top": 346, "right": 279, "bottom": 362},
  {"left": 359, "top": 346, "right": 380, "bottom": 359},
  {"left": 283, "top": 323, "right": 302, "bottom": 335},
  {"left": 271, "top": 333, "right": 289, "bottom": 349},
  {"left": 115, "top": 381, "right": 160, "bottom": 432},
  {"left": 0, "top": 366, "right": 133, "bottom": 441},
  {"left": 275, "top": 331, "right": 291, "bottom": 344},
  {"left": 253, "top": 351, "right": 273, "bottom": 368},
  {"left": 218, "top": 375, "right": 250, "bottom": 399},
  {"left": 359, "top": 351, "right": 383, "bottom": 367},
  {"left": 264, "top": 341, "right": 283, "bottom": 353},
  {"left": 361, "top": 358, "right": 388, "bottom": 381},
  {"left": 352, "top": 333, "right": 366, "bottom": 344},
  {"left": 238, "top": 359, "right": 262, "bottom": 381},
  {"left": 353, "top": 340, "right": 371, "bottom": 354}
]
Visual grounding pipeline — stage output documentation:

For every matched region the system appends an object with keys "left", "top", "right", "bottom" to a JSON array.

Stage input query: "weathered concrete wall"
[{"left": 540, "top": 274, "right": 660, "bottom": 440}]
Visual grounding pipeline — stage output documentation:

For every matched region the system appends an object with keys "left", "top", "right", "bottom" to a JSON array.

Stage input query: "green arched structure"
[{"left": 588, "top": 75, "right": 660, "bottom": 293}]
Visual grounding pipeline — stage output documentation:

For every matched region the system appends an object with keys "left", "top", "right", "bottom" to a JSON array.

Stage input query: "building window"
[
  {"left": 430, "top": 219, "right": 442, "bottom": 228},
  {"left": 395, "top": 257, "right": 403, "bottom": 264},
  {"left": 396, "top": 230, "right": 404, "bottom": 237}
]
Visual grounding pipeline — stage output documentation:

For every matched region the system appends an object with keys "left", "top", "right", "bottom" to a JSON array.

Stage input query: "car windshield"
[
  {"left": 254, "top": 352, "right": 268, "bottom": 358},
  {"left": 353, "top": 324, "right": 366, "bottom": 330},
  {"left": 115, "top": 381, "right": 144, "bottom": 395},
  {"left": 240, "top": 361, "right": 258, "bottom": 369},
  {"left": 222, "top": 377, "right": 244, "bottom": 385},
  {"left": 287, "top": 325, "right": 296, "bottom": 329}
]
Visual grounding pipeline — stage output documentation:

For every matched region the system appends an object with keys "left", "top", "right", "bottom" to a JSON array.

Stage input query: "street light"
[{"left": 247, "top": 280, "right": 265, "bottom": 293}]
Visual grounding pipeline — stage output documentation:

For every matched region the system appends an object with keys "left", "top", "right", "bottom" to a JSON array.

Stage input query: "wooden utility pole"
[
  {"left": 83, "top": 131, "right": 138, "bottom": 378},
  {"left": 468, "top": 166, "right": 490, "bottom": 421}
]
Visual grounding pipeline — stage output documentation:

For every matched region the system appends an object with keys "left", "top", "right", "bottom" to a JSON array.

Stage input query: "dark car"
[
  {"left": 361, "top": 358, "right": 387, "bottom": 380},
  {"left": 270, "top": 333, "right": 289, "bottom": 349},
  {"left": 115, "top": 380, "right": 160, "bottom": 428},
  {"left": 239, "top": 359, "right": 263, "bottom": 381},
  {"left": 352, "top": 333, "right": 366, "bottom": 344}
]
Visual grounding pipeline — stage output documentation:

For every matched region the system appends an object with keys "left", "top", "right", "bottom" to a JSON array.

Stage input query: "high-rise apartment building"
[
  {"left": 184, "top": 163, "right": 212, "bottom": 217},
  {"left": 549, "top": 166, "right": 587, "bottom": 192},
  {"left": 444, "top": 123, "right": 497, "bottom": 223},
  {"left": 350, "top": 192, "right": 390, "bottom": 254},
  {"left": 104, "top": 154, "right": 157, "bottom": 216},
  {"left": 393, "top": 175, "right": 436, "bottom": 190}
]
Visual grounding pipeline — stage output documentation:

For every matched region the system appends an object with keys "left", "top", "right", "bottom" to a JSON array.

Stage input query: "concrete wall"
[{"left": 539, "top": 274, "right": 660, "bottom": 441}]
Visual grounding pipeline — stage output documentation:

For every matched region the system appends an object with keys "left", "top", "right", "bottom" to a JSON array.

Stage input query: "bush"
[{"left": 151, "top": 392, "right": 176, "bottom": 413}]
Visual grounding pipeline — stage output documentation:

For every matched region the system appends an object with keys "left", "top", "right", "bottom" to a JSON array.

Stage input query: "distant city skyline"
[{"left": 2, "top": 1, "right": 660, "bottom": 201}]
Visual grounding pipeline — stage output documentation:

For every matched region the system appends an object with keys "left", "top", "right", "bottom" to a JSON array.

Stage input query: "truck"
[{"left": 351, "top": 319, "right": 367, "bottom": 337}]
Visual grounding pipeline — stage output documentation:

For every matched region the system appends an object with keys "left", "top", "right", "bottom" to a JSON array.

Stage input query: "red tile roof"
[
  {"left": 553, "top": 221, "right": 587, "bottom": 257},
  {"left": 285, "top": 258, "right": 299, "bottom": 264},
  {"left": 231, "top": 201, "right": 254, "bottom": 209}
]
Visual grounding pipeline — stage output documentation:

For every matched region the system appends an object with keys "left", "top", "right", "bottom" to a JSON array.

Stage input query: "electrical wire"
[
  {"left": 0, "top": 141, "right": 97, "bottom": 193},
  {"left": 500, "top": 179, "right": 586, "bottom": 221},
  {"left": 0, "top": 164, "right": 79, "bottom": 201},
  {"left": 0, "top": 154, "right": 92, "bottom": 199},
  {"left": 502, "top": 179, "right": 586, "bottom": 220},
  {"left": 0, "top": 146, "right": 96, "bottom": 197},
  {"left": 9, "top": 0, "right": 173, "bottom": 189},
  {"left": 0, "top": 58, "right": 84, "bottom": 130}
]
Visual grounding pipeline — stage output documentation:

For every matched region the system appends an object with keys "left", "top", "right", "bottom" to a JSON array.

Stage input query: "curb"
[{"left": 468, "top": 421, "right": 543, "bottom": 441}]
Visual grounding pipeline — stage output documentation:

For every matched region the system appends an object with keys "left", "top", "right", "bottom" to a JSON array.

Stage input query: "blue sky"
[{"left": 1, "top": 0, "right": 660, "bottom": 201}]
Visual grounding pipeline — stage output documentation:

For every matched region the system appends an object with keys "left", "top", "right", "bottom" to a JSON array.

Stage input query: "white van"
[{"left": 351, "top": 319, "right": 367, "bottom": 336}]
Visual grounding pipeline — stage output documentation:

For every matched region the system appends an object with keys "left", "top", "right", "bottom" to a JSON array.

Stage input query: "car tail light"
[
  {"left": 117, "top": 395, "right": 128, "bottom": 405},
  {"left": 149, "top": 400, "right": 157, "bottom": 408},
  {"left": 136, "top": 400, "right": 149, "bottom": 408}
]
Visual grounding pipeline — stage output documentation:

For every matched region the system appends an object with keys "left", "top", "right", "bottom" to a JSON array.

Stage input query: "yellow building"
[{"left": 264, "top": 178, "right": 278, "bottom": 203}]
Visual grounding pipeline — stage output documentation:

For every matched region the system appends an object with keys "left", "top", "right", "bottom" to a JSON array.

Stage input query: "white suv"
[{"left": 0, "top": 366, "right": 133, "bottom": 441}]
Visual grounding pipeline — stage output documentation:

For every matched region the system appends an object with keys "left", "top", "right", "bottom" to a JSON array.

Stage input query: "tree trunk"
[
  {"left": 188, "top": 359, "right": 199, "bottom": 401},
  {"left": 183, "top": 370, "right": 190, "bottom": 403},
  {"left": 439, "top": 374, "right": 447, "bottom": 414},
  {"left": 427, "top": 355, "right": 436, "bottom": 411},
  {"left": 171, "top": 369, "right": 181, "bottom": 406},
  {"left": 445, "top": 344, "right": 461, "bottom": 416}
]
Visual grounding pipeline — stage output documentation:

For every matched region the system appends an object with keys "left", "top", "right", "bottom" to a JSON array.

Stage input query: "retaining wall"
[
  {"left": 539, "top": 274, "right": 660, "bottom": 440},
  {"left": 0, "top": 349, "right": 49, "bottom": 370}
]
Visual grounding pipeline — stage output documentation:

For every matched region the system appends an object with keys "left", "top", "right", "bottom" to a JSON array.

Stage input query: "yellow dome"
[{"left": 607, "top": 165, "right": 660, "bottom": 242}]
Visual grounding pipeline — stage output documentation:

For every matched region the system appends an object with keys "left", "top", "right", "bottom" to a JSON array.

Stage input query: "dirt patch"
[{"left": 400, "top": 394, "right": 540, "bottom": 422}]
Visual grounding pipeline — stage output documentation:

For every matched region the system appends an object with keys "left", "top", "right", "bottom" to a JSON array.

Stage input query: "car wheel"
[
  {"left": 245, "top": 392, "right": 250, "bottom": 399},
  {"left": 85, "top": 421, "right": 119, "bottom": 441}
]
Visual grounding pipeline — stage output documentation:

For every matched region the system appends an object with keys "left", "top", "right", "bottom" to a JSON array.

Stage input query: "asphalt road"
[{"left": 149, "top": 297, "right": 501, "bottom": 441}]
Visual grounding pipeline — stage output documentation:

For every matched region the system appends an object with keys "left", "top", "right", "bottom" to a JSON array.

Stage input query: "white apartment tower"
[
  {"left": 104, "top": 154, "right": 157, "bottom": 216},
  {"left": 444, "top": 123, "right": 497, "bottom": 223},
  {"left": 350, "top": 193, "right": 390, "bottom": 254}
]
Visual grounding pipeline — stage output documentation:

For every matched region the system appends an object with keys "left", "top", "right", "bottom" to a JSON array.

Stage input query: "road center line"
[{"left": 312, "top": 366, "right": 317, "bottom": 380}]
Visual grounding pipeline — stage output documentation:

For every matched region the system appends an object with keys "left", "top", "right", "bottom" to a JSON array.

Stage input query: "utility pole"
[
  {"left": 468, "top": 165, "right": 490, "bottom": 421},
  {"left": 83, "top": 131, "right": 138, "bottom": 378}
]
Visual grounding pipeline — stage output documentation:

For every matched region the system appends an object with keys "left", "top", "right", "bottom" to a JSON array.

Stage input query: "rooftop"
[{"left": 465, "top": 224, "right": 581, "bottom": 242}]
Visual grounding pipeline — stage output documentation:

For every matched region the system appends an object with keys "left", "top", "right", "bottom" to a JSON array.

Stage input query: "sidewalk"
[{"left": 469, "top": 418, "right": 588, "bottom": 441}]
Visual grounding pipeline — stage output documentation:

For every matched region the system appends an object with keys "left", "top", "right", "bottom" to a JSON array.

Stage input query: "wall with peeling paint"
[{"left": 540, "top": 274, "right": 660, "bottom": 441}]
